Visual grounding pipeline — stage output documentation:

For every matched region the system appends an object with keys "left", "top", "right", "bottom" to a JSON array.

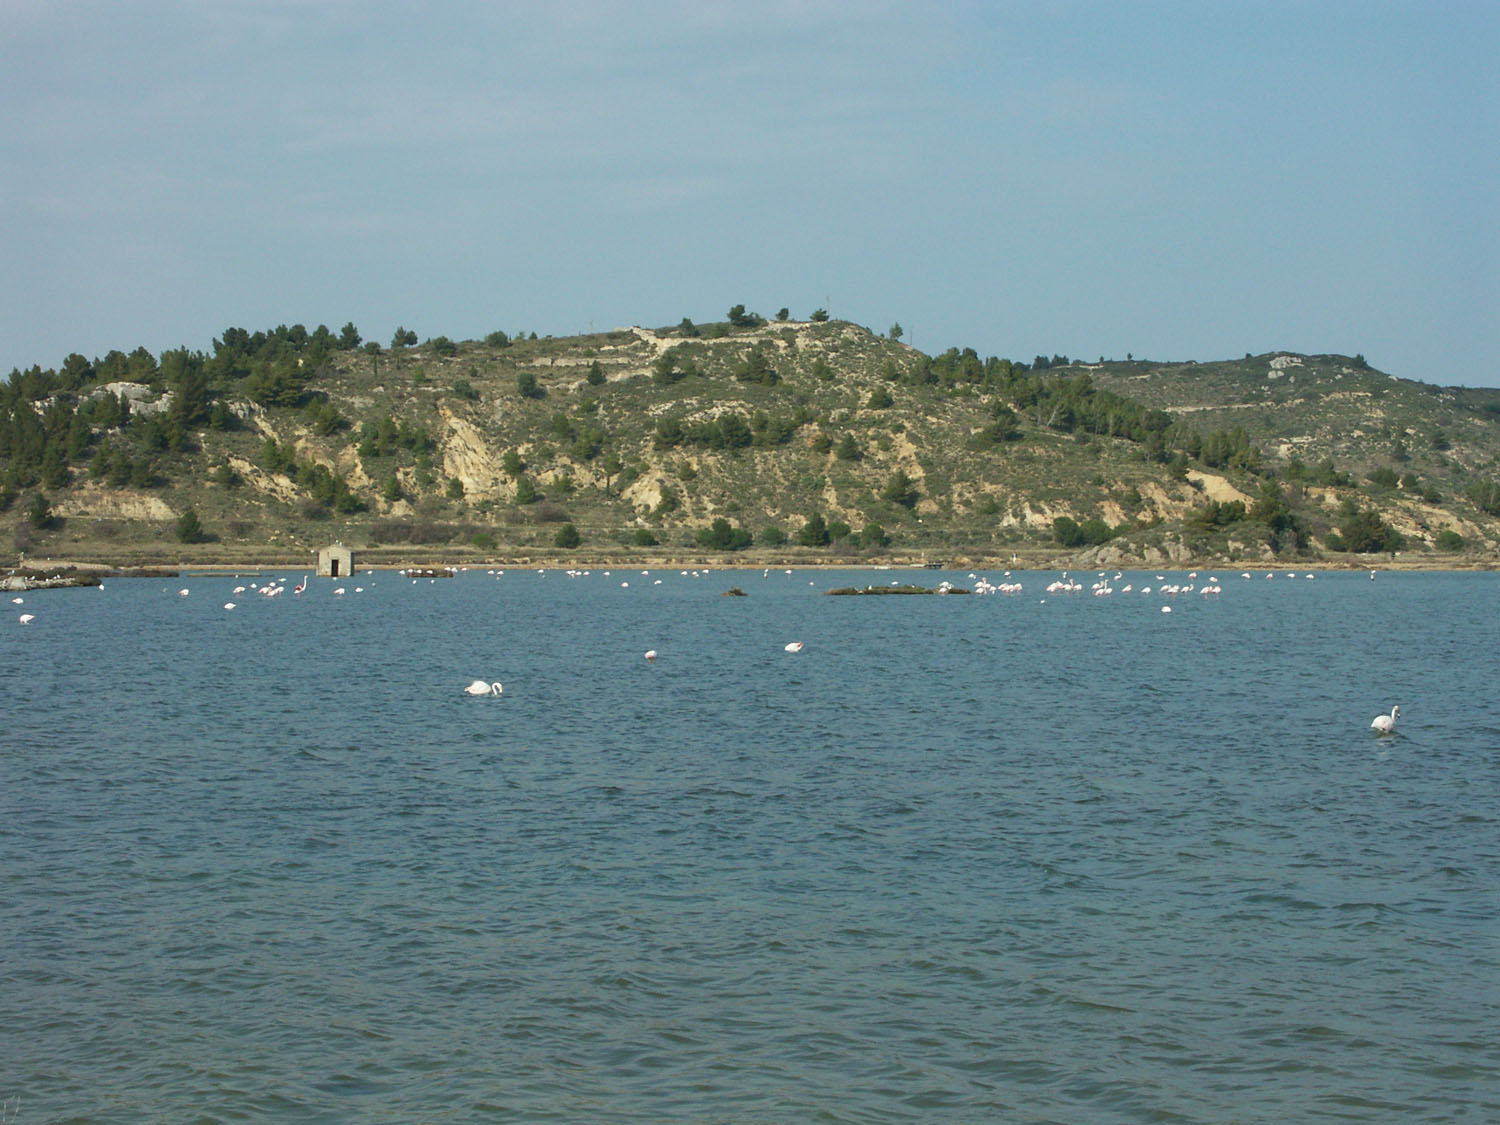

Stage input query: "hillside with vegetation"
[{"left": 5, "top": 307, "right": 1500, "bottom": 569}]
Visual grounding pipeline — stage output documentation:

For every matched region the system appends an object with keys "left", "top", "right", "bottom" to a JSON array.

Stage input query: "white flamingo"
[
  {"left": 784, "top": 641, "right": 805, "bottom": 653},
  {"left": 1371, "top": 705, "right": 1399, "bottom": 735},
  {"left": 465, "top": 680, "right": 503, "bottom": 696},
  {"left": 294, "top": 575, "right": 308, "bottom": 594}
]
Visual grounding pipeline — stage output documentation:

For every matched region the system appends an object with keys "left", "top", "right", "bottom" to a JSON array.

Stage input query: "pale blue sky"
[{"left": 4, "top": 1, "right": 1497, "bottom": 385}]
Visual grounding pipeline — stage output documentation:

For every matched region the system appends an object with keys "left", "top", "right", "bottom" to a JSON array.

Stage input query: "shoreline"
[{"left": 10, "top": 551, "right": 1499, "bottom": 577}]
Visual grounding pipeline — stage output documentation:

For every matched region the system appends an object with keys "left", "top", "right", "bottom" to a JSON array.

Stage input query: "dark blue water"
[{"left": 3, "top": 567, "right": 1497, "bottom": 1122}]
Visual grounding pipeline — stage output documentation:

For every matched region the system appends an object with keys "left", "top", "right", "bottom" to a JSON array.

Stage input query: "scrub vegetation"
[{"left": 5, "top": 309, "right": 1500, "bottom": 567}]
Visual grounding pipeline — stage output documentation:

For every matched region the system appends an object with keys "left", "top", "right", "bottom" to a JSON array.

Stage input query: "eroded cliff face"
[
  {"left": 437, "top": 407, "right": 503, "bottom": 499},
  {"left": 53, "top": 487, "right": 177, "bottom": 521}
]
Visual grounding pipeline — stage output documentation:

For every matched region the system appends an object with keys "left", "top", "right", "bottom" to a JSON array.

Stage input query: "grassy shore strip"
[{"left": 11, "top": 549, "right": 1498, "bottom": 575}]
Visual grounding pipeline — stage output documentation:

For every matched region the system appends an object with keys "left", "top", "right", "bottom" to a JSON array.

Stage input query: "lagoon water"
[{"left": 2, "top": 567, "right": 1498, "bottom": 1122}]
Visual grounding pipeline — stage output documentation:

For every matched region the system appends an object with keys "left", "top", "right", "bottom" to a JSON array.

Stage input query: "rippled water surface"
[{"left": 3, "top": 567, "right": 1498, "bottom": 1122}]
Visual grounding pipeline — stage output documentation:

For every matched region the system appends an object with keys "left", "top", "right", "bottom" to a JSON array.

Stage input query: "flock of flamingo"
[{"left": 8, "top": 564, "right": 1398, "bottom": 735}]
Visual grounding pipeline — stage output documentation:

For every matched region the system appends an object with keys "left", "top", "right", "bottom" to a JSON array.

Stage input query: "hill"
[{"left": 5, "top": 314, "right": 1500, "bottom": 569}]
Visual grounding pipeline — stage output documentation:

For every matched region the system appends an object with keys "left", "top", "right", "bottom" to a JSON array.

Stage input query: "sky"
[{"left": 4, "top": 1, "right": 1497, "bottom": 386}]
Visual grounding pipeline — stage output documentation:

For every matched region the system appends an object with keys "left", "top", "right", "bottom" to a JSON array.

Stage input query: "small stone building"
[{"left": 317, "top": 542, "right": 355, "bottom": 578}]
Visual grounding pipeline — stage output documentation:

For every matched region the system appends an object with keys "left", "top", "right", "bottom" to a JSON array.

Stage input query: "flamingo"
[
  {"left": 18, "top": 613, "right": 34, "bottom": 624},
  {"left": 644, "top": 650, "right": 658, "bottom": 661},
  {"left": 465, "top": 680, "right": 503, "bottom": 696},
  {"left": 294, "top": 575, "right": 308, "bottom": 595},
  {"left": 1371, "top": 705, "right": 1399, "bottom": 735},
  {"left": 784, "top": 641, "right": 805, "bottom": 653}
]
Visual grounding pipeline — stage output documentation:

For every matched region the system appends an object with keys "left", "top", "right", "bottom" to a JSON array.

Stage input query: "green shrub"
[
  {"left": 27, "top": 493, "right": 52, "bottom": 529},
  {"left": 735, "top": 348, "right": 779, "bottom": 386},
  {"left": 1053, "top": 516, "right": 1084, "bottom": 547},
  {"left": 1078, "top": 517, "right": 1114, "bottom": 546},
  {"left": 882, "top": 469, "right": 917, "bottom": 508},
  {"left": 1338, "top": 506, "right": 1403, "bottom": 553},
  {"left": 798, "top": 513, "right": 830, "bottom": 547},
  {"left": 1188, "top": 500, "right": 1248, "bottom": 529},
  {"left": 697, "top": 517, "right": 752, "bottom": 550},
  {"left": 175, "top": 508, "right": 208, "bottom": 543}
]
